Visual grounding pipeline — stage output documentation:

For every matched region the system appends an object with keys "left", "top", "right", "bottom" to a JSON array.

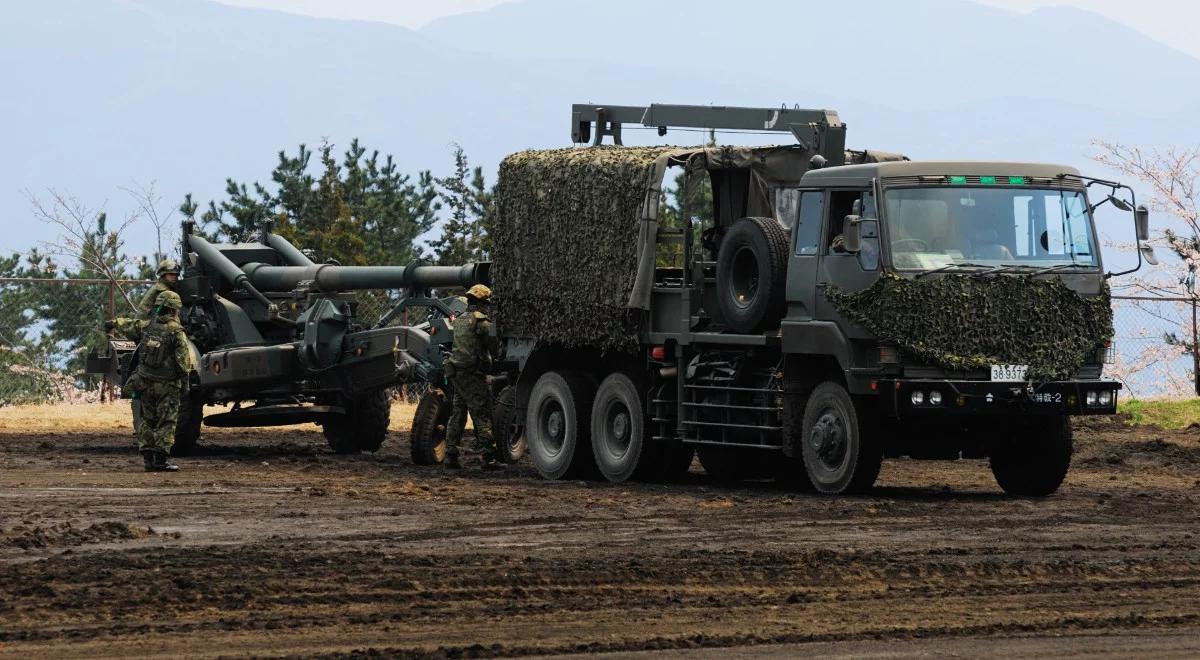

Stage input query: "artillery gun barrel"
[
  {"left": 241, "top": 262, "right": 489, "bottom": 293},
  {"left": 264, "top": 233, "right": 316, "bottom": 267}
]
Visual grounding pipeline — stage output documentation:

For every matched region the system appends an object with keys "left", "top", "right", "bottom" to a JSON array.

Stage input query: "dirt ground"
[{"left": 1, "top": 404, "right": 1199, "bottom": 659}]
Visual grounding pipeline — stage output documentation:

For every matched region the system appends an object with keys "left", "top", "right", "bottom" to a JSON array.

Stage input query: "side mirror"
[
  {"left": 1135, "top": 204, "right": 1157, "bottom": 265},
  {"left": 842, "top": 215, "right": 862, "bottom": 253}
]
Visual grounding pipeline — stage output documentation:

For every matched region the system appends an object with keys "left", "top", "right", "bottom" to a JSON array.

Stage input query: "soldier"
[
  {"left": 137, "top": 259, "right": 181, "bottom": 319},
  {"left": 443, "top": 284, "right": 503, "bottom": 471},
  {"left": 123, "top": 290, "right": 192, "bottom": 472}
]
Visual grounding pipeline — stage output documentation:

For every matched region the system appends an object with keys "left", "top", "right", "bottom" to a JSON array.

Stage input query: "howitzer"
[{"left": 88, "top": 220, "right": 489, "bottom": 456}]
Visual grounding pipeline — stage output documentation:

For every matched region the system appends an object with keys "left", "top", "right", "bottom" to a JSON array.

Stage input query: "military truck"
[
  {"left": 415, "top": 103, "right": 1152, "bottom": 496},
  {"left": 89, "top": 222, "right": 488, "bottom": 455}
]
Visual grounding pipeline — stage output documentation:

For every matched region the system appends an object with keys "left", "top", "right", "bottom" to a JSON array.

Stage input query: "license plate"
[{"left": 991, "top": 364, "right": 1029, "bottom": 382}]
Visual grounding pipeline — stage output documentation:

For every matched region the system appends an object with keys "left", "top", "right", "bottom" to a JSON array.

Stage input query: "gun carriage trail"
[{"left": 1, "top": 411, "right": 1198, "bottom": 658}]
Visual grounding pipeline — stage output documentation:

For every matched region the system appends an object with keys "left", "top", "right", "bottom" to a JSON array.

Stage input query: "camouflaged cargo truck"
[{"left": 417, "top": 103, "right": 1154, "bottom": 496}]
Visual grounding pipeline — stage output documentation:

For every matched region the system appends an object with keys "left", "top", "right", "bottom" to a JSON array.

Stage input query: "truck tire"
[
  {"left": 410, "top": 388, "right": 450, "bottom": 465},
  {"left": 716, "top": 217, "right": 789, "bottom": 334},
  {"left": 990, "top": 415, "right": 1072, "bottom": 497},
  {"left": 171, "top": 395, "right": 204, "bottom": 457},
  {"left": 801, "top": 382, "right": 882, "bottom": 494},
  {"left": 493, "top": 385, "right": 525, "bottom": 464},
  {"left": 527, "top": 371, "right": 595, "bottom": 480},
  {"left": 590, "top": 372, "right": 650, "bottom": 483},
  {"left": 324, "top": 390, "right": 390, "bottom": 454}
]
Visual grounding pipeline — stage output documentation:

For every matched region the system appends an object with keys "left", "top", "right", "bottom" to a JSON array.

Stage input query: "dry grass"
[{"left": 0, "top": 402, "right": 419, "bottom": 434}]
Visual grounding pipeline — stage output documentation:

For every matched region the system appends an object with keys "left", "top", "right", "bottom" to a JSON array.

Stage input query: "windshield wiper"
[
  {"left": 913, "top": 262, "right": 992, "bottom": 278},
  {"left": 1030, "top": 263, "right": 1088, "bottom": 276}
]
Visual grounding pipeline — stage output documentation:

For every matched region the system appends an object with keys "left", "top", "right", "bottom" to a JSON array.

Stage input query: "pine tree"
[{"left": 431, "top": 145, "right": 493, "bottom": 265}]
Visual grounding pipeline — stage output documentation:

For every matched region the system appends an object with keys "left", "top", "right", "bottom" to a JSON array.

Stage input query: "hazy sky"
[{"left": 212, "top": 0, "right": 1200, "bottom": 59}]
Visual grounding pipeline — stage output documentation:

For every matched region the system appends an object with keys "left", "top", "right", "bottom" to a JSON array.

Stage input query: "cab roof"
[{"left": 801, "top": 161, "right": 1083, "bottom": 187}]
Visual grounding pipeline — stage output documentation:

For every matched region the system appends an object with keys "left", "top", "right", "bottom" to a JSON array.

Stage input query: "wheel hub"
[
  {"left": 611, "top": 410, "right": 630, "bottom": 442},
  {"left": 810, "top": 410, "right": 847, "bottom": 469}
]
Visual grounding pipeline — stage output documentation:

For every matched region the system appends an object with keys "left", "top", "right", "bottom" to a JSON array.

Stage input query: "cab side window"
[{"left": 794, "top": 191, "right": 823, "bottom": 256}]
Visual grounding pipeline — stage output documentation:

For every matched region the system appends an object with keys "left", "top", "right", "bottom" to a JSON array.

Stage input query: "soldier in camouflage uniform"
[
  {"left": 123, "top": 290, "right": 192, "bottom": 472},
  {"left": 136, "top": 259, "right": 181, "bottom": 319},
  {"left": 443, "top": 284, "right": 503, "bottom": 471}
]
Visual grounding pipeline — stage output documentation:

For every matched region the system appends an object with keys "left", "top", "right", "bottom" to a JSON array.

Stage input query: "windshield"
[{"left": 883, "top": 186, "right": 1097, "bottom": 271}]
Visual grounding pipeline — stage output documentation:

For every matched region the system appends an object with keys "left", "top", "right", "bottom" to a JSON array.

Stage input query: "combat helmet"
[
  {"left": 466, "top": 284, "right": 492, "bottom": 302},
  {"left": 155, "top": 290, "right": 183, "bottom": 312},
  {"left": 156, "top": 259, "right": 181, "bottom": 278}
]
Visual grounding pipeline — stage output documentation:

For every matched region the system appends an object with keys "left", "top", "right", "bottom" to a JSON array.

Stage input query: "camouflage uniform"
[
  {"left": 444, "top": 286, "right": 501, "bottom": 467},
  {"left": 137, "top": 259, "right": 181, "bottom": 319},
  {"left": 124, "top": 291, "right": 192, "bottom": 471}
]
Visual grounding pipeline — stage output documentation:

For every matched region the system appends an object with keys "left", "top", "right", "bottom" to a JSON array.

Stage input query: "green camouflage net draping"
[
  {"left": 492, "top": 147, "right": 679, "bottom": 352},
  {"left": 825, "top": 273, "right": 1113, "bottom": 380}
]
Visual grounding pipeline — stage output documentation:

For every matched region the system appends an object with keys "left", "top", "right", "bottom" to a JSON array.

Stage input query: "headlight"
[
  {"left": 929, "top": 390, "right": 943, "bottom": 406},
  {"left": 911, "top": 391, "right": 925, "bottom": 405},
  {"left": 1086, "top": 391, "right": 1098, "bottom": 406},
  {"left": 1098, "top": 390, "right": 1113, "bottom": 406}
]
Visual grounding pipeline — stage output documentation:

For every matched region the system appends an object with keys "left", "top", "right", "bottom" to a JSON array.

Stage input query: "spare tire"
[{"left": 716, "top": 217, "right": 790, "bottom": 333}]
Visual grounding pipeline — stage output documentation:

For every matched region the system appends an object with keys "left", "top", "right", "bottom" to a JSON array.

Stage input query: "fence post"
[{"left": 1193, "top": 296, "right": 1199, "bottom": 397}]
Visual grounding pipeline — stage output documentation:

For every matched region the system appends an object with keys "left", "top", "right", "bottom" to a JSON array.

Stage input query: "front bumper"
[{"left": 878, "top": 379, "right": 1121, "bottom": 417}]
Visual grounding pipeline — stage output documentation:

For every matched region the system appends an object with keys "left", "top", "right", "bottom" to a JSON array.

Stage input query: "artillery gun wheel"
[
  {"left": 715, "top": 217, "right": 789, "bottom": 334},
  {"left": 526, "top": 370, "right": 596, "bottom": 480},
  {"left": 171, "top": 395, "right": 204, "bottom": 457},
  {"left": 990, "top": 415, "right": 1072, "bottom": 497},
  {"left": 800, "top": 382, "right": 882, "bottom": 494},
  {"left": 323, "top": 390, "right": 390, "bottom": 454},
  {"left": 493, "top": 385, "right": 525, "bottom": 464},
  {"left": 410, "top": 388, "right": 450, "bottom": 465}
]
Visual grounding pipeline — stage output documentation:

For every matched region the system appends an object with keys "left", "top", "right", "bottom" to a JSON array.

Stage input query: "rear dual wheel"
[{"left": 527, "top": 371, "right": 596, "bottom": 480}]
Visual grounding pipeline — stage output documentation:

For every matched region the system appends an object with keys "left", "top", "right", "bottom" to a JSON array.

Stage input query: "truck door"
[
  {"left": 783, "top": 189, "right": 824, "bottom": 320},
  {"left": 818, "top": 189, "right": 881, "bottom": 296}
]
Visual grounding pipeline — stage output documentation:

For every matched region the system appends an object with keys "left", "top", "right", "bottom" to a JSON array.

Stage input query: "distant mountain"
[{"left": 0, "top": 0, "right": 1195, "bottom": 258}]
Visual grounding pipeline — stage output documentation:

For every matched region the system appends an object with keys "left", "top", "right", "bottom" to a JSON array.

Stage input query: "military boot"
[
  {"left": 481, "top": 456, "right": 507, "bottom": 472},
  {"left": 149, "top": 450, "right": 180, "bottom": 472},
  {"left": 140, "top": 449, "right": 156, "bottom": 472},
  {"left": 444, "top": 449, "right": 462, "bottom": 470}
]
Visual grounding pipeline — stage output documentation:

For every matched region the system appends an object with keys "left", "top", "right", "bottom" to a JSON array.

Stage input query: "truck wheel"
[
  {"left": 324, "top": 390, "right": 390, "bottom": 454},
  {"left": 171, "top": 395, "right": 204, "bottom": 457},
  {"left": 590, "top": 372, "right": 650, "bottom": 483},
  {"left": 716, "top": 217, "right": 789, "bottom": 334},
  {"left": 801, "top": 382, "right": 882, "bottom": 494},
  {"left": 990, "top": 415, "right": 1072, "bottom": 497},
  {"left": 527, "top": 371, "right": 595, "bottom": 480},
  {"left": 410, "top": 388, "right": 450, "bottom": 465},
  {"left": 493, "top": 385, "right": 525, "bottom": 464}
]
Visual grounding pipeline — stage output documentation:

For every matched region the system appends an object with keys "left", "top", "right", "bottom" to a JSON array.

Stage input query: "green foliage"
[
  {"left": 193, "top": 139, "right": 440, "bottom": 266},
  {"left": 826, "top": 273, "right": 1114, "bottom": 380},
  {"left": 1119, "top": 398, "right": 1200, "bottom": 428},
  {"left": 431, "top": 144, "right": 494, "bottom": 266}
]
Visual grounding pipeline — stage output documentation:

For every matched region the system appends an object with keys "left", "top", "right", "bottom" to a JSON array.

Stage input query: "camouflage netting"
[
  {"left": 493, "top": 147, "right": 682, "bottom": 352},
  {"left": 826, "top": 273, "right": 1113, "bottom": 381}
]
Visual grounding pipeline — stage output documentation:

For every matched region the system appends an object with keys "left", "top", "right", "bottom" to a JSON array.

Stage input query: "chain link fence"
[{"left": 3, "top": 280, "right": 1198, "bottom": 405}]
